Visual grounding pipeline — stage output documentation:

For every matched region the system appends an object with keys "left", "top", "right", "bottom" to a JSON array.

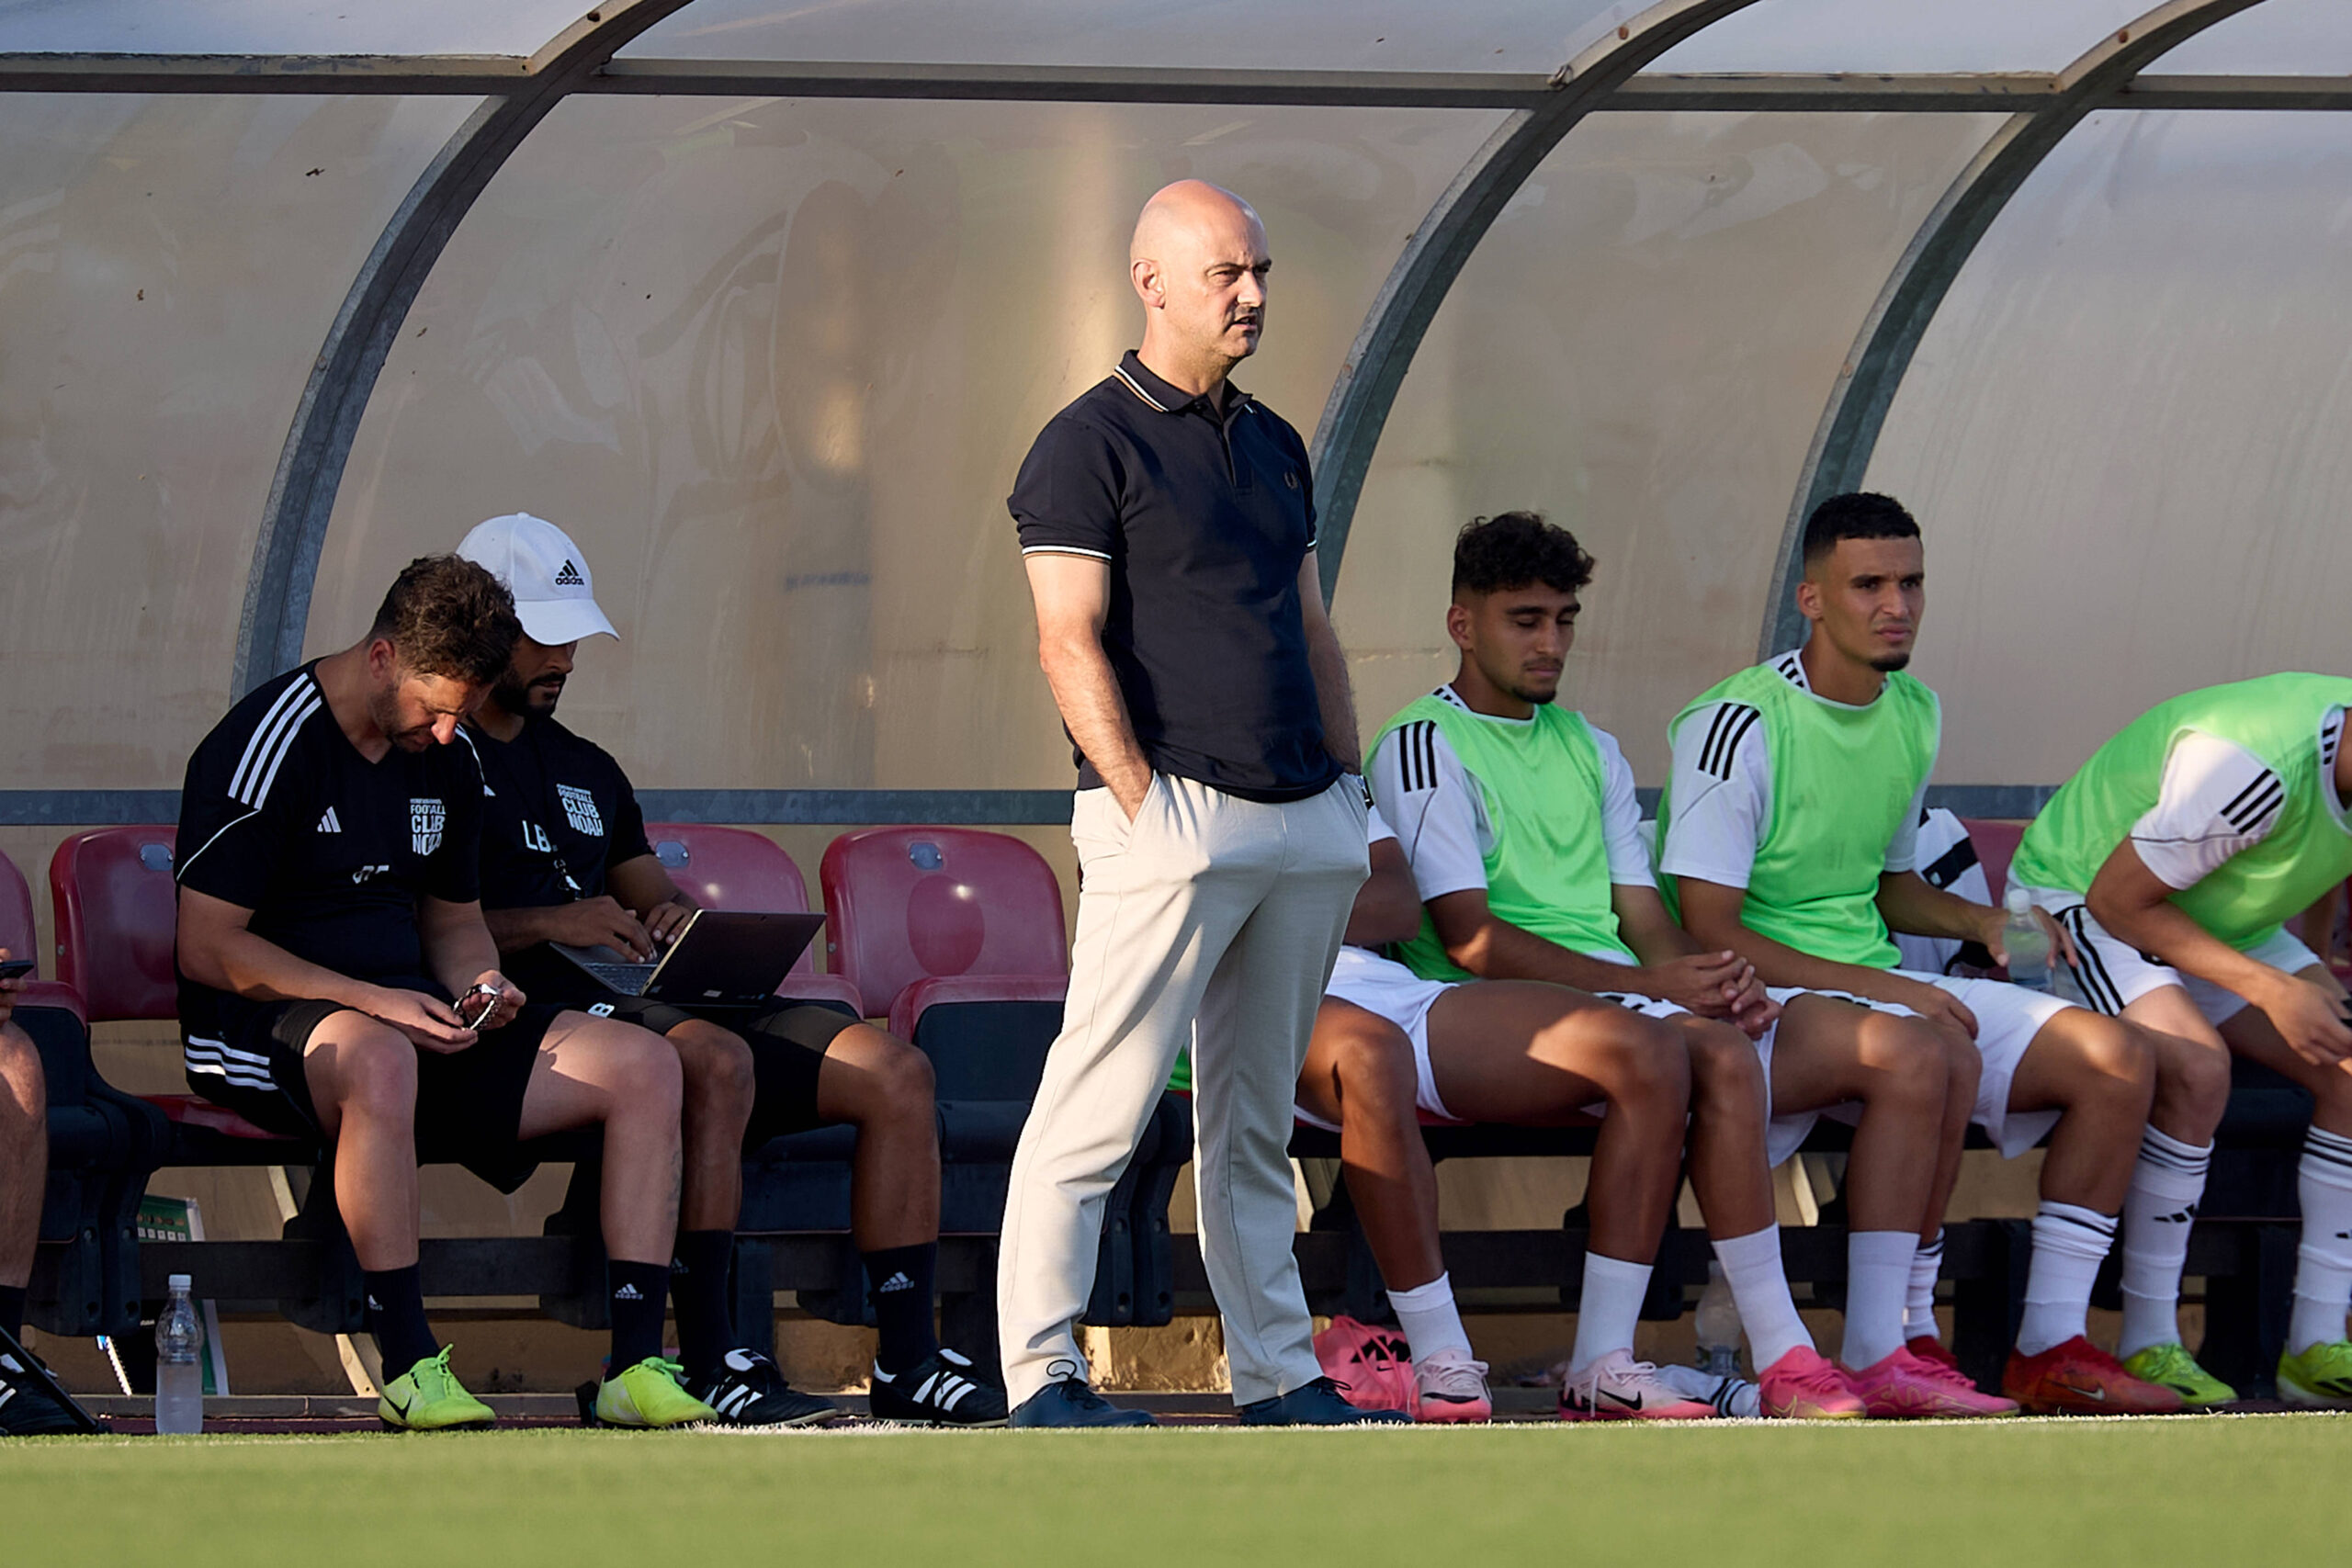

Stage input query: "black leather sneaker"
[
  {"left": 1238, "top": 1376, "right": 1408, "bottom": 1426},
  {"left": 1008, "top": 1376, "right": 1157, "bottom": 1428}
]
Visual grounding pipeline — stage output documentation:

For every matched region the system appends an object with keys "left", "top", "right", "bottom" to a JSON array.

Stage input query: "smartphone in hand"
[{"left": 0, "top": 958, "right": 34, "bottom": 980}]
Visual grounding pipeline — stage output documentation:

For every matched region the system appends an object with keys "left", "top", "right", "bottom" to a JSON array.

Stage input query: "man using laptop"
[{"left": 458, "top": 514, "right": 1004, "bottom": 1427}]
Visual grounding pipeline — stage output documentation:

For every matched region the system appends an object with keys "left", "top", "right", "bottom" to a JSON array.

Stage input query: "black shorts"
[
  {"left": 183, "top": 978, "right": 559, "bottom": 1190},
  {"left": 574, "top": 992, "right": 861, "bottom": 1149}
]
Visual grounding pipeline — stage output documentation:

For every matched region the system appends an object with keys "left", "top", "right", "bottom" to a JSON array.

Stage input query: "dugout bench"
[{"left": 23, "top": 819, "right": 2318, "bottom": 1396}]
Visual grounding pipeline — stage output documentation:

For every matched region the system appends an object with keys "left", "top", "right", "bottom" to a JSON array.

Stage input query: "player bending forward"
[{"left": 2010, "top": 673, "right": 2352, "bottom": 1406}]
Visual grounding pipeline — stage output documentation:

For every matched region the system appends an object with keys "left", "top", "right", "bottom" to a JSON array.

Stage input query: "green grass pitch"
[{"left": 4, "top": 1416, "right": 2344, "bottom": 1566}]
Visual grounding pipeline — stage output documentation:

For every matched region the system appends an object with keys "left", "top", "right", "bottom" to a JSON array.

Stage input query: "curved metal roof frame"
[
  {"left": 0, "top": 0, "right": 2343, "bottom": 826},
  {"left": 237, "top": 0, "right": 697, "bottom": 694},
  {"left": 1758, "top": 0, "right": 2270, "bottom": 661}
]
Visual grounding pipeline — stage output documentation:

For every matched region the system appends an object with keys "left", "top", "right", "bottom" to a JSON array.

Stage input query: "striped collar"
[
  {"left": 1435, "top": 682, "right": 1534, "bottom": 727},
  {"left": 1112, "top": 350, "right": 1250, "bottom": 418},
  {"left": 1771, "top": 646, "right": 1881, "bottom": 713}
]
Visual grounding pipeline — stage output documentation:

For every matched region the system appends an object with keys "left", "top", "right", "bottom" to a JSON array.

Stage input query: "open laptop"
[{"left": 550, "top": 909, "right": 826, "bottom": 1006}]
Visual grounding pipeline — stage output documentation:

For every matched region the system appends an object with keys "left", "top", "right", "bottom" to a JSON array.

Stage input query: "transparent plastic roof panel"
[
  {"left": 0, "top": 0, "right": 597, "bottom": 57},
  {"left": 2153, "top": 0, "right": 2352, "bottom": 74},
  {"left": 1867, "top": 109, "right": 2352, "bottom": 785},
  {"left": 1647, "top": 0, "right": 2159, "bottom": 74},
  {"left": 310, "top": 96, "right": 1506, "bottom": 793},
  {"left": 0, "top": 92, "right": 477, "bottom": 788},
  {"left": 620, "top": 0, "right": 1643, "bottom": 73}
]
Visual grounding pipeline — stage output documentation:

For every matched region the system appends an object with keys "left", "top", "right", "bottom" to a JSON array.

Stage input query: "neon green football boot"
[
  {"left": 594, "top": 1357, "right": 718, "bottom": 1428},
  {"left": 2120, "top": 1342, "right": 2235, "bottom": 1409},
  {"left": 379, "top": 1346, "right": 497, "bottom": 1431},
  {"left": 2276, "top": 1340, "right": 2352, "bottom": 1409}
]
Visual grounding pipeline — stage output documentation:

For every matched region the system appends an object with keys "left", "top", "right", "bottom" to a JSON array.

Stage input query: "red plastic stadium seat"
[
  {"left": 820, "top": 828, "right": 1069, "bottom": 1025},
  {"left": 144, "top": 1093, "right": 294, "bottom": 1144},
  {"left": 50, "top": 827, "right": 180, "bottom": 1023},
  {"left": 642, "top": 822, "right": 863, "bottom": 1012},
  {"left": 888, "top": 972, "right": 1073, "bottom": 1045},
  {"left": 1960, "top": 818, "right": 2026, "bottom": 905}
]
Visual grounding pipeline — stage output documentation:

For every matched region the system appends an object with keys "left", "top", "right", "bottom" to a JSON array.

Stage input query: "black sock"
[
  {"left": 863, "top": 1242, "right": 940, "bottom": 1375},
  {"left": 0, "top": 1283, "right": 26, "bottom": 1342},
  {"left": 608, "top": 1259, "right": 672, "bottom": 1372},
  {"left": 363, "top": 1266, "right": 439, "bottom": 1373},
  {"left": 669, "top": 1230, "right": 737, "bottom": 1382}
]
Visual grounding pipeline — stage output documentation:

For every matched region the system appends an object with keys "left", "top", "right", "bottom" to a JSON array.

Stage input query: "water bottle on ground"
[
  {"left": 154, "top": 1273, "right": 203, "bottom": 1436},
  {"left": 1694, "top": 1261, "right": 1742, "bottom": 1379},
  {"left": 2002, "top": 887, "right": 2052, "bottom": 993}
]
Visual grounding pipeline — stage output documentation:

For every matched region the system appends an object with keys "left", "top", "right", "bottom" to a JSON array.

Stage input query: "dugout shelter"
[{"left": 3, "top": 0, "right": 2349, "bottom": 1395}]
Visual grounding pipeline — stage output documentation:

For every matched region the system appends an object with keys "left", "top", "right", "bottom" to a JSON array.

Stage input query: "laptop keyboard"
[{"left": 580, "top": 962, "right": 655, "bottom": 997}]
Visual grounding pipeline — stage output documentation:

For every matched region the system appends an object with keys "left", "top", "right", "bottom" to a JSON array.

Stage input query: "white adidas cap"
[{"left": 456, "top": 513, "right": 618, "bottom": 646}]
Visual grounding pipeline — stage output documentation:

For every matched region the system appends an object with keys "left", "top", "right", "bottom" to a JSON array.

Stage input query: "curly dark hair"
[
  {"left": 1451, "top": 511, "right": 1595, "bottom": 598},
  {"left": 1801, "top": 491, "right": 1919, "bottom": 569},
  {"left": 367, "top": 554, "right": 521, "bottom": 686}
]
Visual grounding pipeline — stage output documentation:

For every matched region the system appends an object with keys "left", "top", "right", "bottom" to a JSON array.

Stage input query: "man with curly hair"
[{"left": 175, "top": 556, "right": 712, "bottom": 1431}]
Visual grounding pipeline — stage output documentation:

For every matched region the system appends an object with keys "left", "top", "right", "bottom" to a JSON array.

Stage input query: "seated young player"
[
  {"left": 1370, "top": 513, "right": 2011, "bottom": 1418},
  {"left": 175, "top": 556, "right": 713, "bottom": 1431},
  {"left": 456, "top": 514, "right": 1003, "bottom": 1427},
  {"left": 1, "top": 955, "right": 88, "bottom": 1435},
  {"left": 2009, "top": 673, "right": 2352, "bottom": 1406},
  {"left": 1298, "top": 807, "right": 1782, "bottom": 1422},
  {"left": 1660, "top": 491, "right": 2181, "bottom": 1416}
]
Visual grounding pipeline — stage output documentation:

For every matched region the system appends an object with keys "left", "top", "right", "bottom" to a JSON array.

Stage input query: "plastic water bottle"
[
  {"left": 2002, "top": 887, "right": 2052, "bottom": 992},
  {"left": 1693, "top": 1262, "right": 1742, "bottom": 1379},
  {"left": 154, "top": 1274, "right": 203, "bottom": 1436}
]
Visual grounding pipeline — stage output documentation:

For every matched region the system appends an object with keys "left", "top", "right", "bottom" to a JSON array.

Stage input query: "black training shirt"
[
  {"left": 1010, "top": 351, "right": 1339, "bottom": 804},
  {"left": 175, "top": 662, "right": 483, "bottom": 1036},
  {"left": 465, "top": 716, "right": 652, "bottom": 911}
]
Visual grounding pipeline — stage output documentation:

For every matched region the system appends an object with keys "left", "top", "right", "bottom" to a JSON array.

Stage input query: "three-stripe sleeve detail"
[
  {"left": 2218, "top": 769, "right": 2285, "bottom": 836},
  {"left": 1694, "top": 704, "right": 1762, "bottom": 782},
  {"left": 1390, "top": 720, "right": 1442, "bottom": 794},
  {"left": 227, "top": 680, "right": 323, "bottom": 810}
]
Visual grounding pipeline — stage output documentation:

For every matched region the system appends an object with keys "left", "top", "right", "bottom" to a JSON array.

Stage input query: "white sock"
[
  {"left": 2016, "top": 1201, "right": 2117, "bottom": 1358},
  {"left": 1905, "top": 1229, "right": 1945, "bottom": 1339},
  {"left": 1567, "top": 1253, "right": 1652, "bottom": 1372},
  {"left": 1386, "top": 1272, "right": 1473, "bottom": 1362},
  {"left": 1840, "top": 1230, "right": 1917, "bottom": 1371},
  {"left": 2290, "top": 1127, "right": 2352, "bottom": 1354},
  {"left": 2118, "top": 1126, "right": 2211, "bottom": 1358},
  {"left": 1712, "top": 1224, "right": 1813, "bottom": 1370}
]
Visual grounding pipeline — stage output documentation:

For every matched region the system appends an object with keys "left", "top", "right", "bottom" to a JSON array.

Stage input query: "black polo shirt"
[{"left": 1009, "top": 351, "right": 1339, "bottom": 804}]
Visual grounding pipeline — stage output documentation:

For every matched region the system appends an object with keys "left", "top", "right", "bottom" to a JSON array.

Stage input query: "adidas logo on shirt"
[
  {"left": 554, "top": 559, "right": 584, "bottom": 587},
  {"left": 613, "top": 1282, "right": 644, "bottom": 1302},
  {"left": 876, "top": 1270, "right": 914, "bottom": 1293},
  {"left": 317, "top": 807, "right": 342, "bottom": 833}
]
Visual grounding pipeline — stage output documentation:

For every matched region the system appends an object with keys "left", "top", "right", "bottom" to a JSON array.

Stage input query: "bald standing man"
[{"left": 1001, "top": 181, "right": 1397, "bottom": 1427}]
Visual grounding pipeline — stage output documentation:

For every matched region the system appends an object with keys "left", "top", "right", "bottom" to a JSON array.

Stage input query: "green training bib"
[
  {"left": 2011, "top": 673, "right": 2352, "bottom": 951},
  {"left": 1369, "top": 693, "right": 1635, "bottom": 983},
  {"left": 1658, "top": 660, "right": 1939, "bottom": 970}
]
